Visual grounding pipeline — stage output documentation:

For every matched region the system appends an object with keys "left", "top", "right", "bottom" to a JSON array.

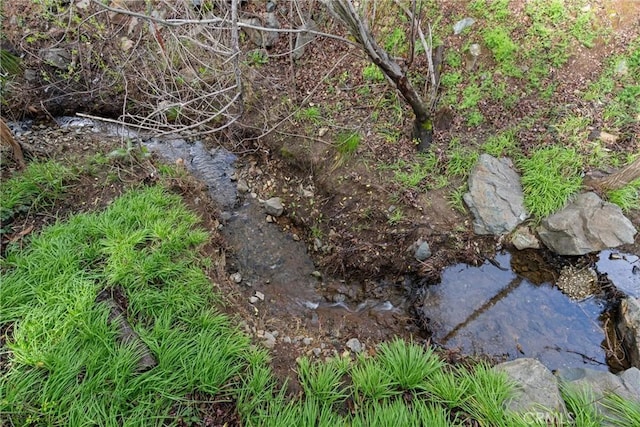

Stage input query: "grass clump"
[
  {"left": 584, "top": 38, "right": 640, "bottom": 126},
  {"left": 0, "top": 186, "right": 251, "bottom": 425},
  {"left": 461, "top": 363, "right": 515, "bottom": 425},
  {"left": 483, "top": 26, "right": 519, "bottom": 73},
  {"left": 386, "top": 151, "right": 440, "bottom": 190},
  {"left": 561, "top": 386, "right": 603, "bottom": 427},
  {"left": 335, "top": 131, "right": 361, "bottom": 156},
  {"left": 362, "top": 63, "right": 385, "bottom": 82},
  {"left": 0, "top": 160, "right": 75, "bottom": 225},
  {"left": 482, "top": 129, "right": 518, "bottom": 157},
  {"left": 377, "top": 338, "right": 444, "bottom": 390},
  {"left": 607, "top": 179, "right": 640, "bottom": 212},
  {"left": 518, "top": 145, "right": 583, "bottom": 218},
  {"left": 295, "top": 105, "right": 323, "bottom": 124},
  {"left": 603, "top": 392, "right": 640, "bottom": 425}
]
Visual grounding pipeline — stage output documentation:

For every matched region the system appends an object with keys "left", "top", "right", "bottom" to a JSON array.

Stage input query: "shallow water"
[
  {"left": 418, "top": 252, "right": 611, "bottom": 371},
  {"left": 597, "top": 250, "right": 640, "bottom": 298}
]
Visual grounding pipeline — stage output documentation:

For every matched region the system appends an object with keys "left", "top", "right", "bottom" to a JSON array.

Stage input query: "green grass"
[
  {"left": 483, "top": 26, "right": 520, "bottom": 76},
  {"left": 584, "top": 38, "right": 640, "bottom": 126},
  {"left": 0, "top": 186, "right": 251, "bottom": 425},
  {"left": 0, "top": 160, "right": 76, "bottom": 227},
  {"left": 603, "top": 392, "right": 640, "bottom": 425},
  {"left": 386, "top": 151, "right": 440, "bottom": 190},
  {"left": 482, "top": 129, "right": 519, "bottom": 157},
  {"left": 447, "top": 143, "right": 479, "bottom": 177},
  {"left": 518, "top": 146, "right": 583, "bottom": 219},
  {"left": 362, "top": 63, "right": 385, "bottom": 82},
  {"left": 607, "top": 178, "right": 640, "bottom": 212},
  {"left": 295, "top": 105, "right": 323, "bottom": 124},
  {"left": 335, "top": 131, "right": 361, "bottom": 156},
  {"left": 561, "top": 386, "right": 603, "bottom": 427}
]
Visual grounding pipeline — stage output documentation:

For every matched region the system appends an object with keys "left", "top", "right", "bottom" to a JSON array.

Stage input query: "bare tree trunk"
[
  {"left": 321, "top": 0, "right": 434, "bottom": 151},
  {"left": 585, "top": 157, "right": 640, "bottom": 191}
]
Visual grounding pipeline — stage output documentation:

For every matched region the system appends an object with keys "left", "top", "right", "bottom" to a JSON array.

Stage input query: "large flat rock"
[
  {"left": 537, "top": 192, "right": 636, "bottom": 255},
  {"left": 464, "top": 154, "right": 528, "bottom": 235}
]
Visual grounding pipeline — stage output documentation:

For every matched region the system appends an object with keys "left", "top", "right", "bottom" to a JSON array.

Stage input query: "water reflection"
[
  {"left": 418, "top": 252, "right": 608, "bottom": 371},
  {"left": 597, "top": 250, "right": 640, "bottom": 298}
]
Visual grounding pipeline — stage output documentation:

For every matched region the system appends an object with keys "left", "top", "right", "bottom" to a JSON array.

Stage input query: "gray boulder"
[
  {"left": 556, "top": 366, "right": 640, "bottom": 423},
  {"left": 240, "top": 17, "right": 278, "bottom": 48},
  {"left": 293, "top": 19, "right": 317, "bottom": 60},
  {"left": 494, "top": 358, "right": 567, "bottom": 421},
  {"left": 264, "top": 197, "right": 284, "bottom": 217},
  {"left": 464, "top": 154, "right": 528, "bottom": 235},
  {"left": 617, "top": 297, "right": 640, "bottom": 368},
  {"left": 538, "top": 192, "right": 637, "bottom": 255},
  {"left": 39, "top": 48, "right": 72, "bottom": 70}
]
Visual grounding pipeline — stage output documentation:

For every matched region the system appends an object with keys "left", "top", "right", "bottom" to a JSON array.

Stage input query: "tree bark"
[
  {"left": 321, "top": 0, "right": 434, "bottom": 151},
  {"left": 585, "top": 157, "right": 640, "bottom": 191}
]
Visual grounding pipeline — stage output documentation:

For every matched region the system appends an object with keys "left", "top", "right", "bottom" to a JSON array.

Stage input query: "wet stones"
[
  {"left": 464, "top": 154, "right": 528, "bottom": 235},
  {"left": 537, "top": 192, "right": 637, "bottom": 256}
]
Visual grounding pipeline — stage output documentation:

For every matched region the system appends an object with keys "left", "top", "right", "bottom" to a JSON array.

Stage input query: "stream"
[{"left": 18, "top": 117, "right": 639, "bottom": 372}]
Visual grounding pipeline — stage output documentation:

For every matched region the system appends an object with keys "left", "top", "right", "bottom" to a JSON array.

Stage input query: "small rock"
[
  {"left": 311, "top": 271, "right": 322, "bottom": 279},
  {"left": 292, "top": 233, "right": 300, "bottom": 241},
  {"left": 597, "top": 130, "right": 619, "bottom": 144},
  {"left": 346, "top": 338, "right": 363, "bottom": 353},
  {"left": 615, "top": 59, "right": 629, "bottom": 76},
  {"left": 414, "top": 241, "right": 432, "bottom": 261},
  {"left": 283, "top": 336, "right": 292, "bottom": 344},
  {"left": 263, "top": 331, "right": 275, "bottom": 342},
  {"left": 39, "top": 48, "right": 72, "bottom": 70},
  {"left": 263, "top": 332, "right": 276, "bottom": 349},
  {"left": 266, "top": 215, "right": 274, "bottom": 223},
  {"left": 453, "top": 17, "right": 475, "bottom": 35},
  {"left": 313, "top": 348, "right": 322, "bottom": 356},
  {"left": 237, "top": 180, "right": 250, "bottom": 193},
  {"left": 511, "top": 226, "right": 541, "bottom": 250},
  {"left": 255, "top": 291, "right": 265, "bottom": 301},
  {"left": 303, "top": 337, "right": 312, "bottom": 346},
  {"left": 249, "top": 296, "right": 259, "bottom": 304},
  {"left": 230, "top": 272, "right": 242, "bottom": 283},
  {"left": 264, "top": 197, "right": 284, "bottom": 217},
  {"left": 318, "top": 127, "right": 329, "bottom": 137}
]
